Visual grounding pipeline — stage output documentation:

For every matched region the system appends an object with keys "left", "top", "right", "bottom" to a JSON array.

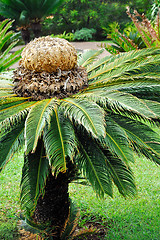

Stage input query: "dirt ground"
[{"left": 19, "top": 218, "right": 109, "bottom": 240}]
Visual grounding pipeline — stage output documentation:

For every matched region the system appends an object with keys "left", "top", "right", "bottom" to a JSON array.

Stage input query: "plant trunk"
[
  {"left": 34, "top": 169, "right": 70, "bottom": 239},
  {"left": 31, "top": 21, "right": 42, "bottom": 38},
  {"left": 21, "top": 28, "right": 31, "bottom": 45}
]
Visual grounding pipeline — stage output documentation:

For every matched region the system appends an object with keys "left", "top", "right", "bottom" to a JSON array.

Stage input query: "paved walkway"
[{"left": 11, "top": 42, "right": 110, "bottom": 68}]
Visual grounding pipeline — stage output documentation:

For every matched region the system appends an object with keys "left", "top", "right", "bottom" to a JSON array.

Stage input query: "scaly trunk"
[
  {"left": 31, "top": 21, "right": 42, "bottom": 38},
  {"left": 34, "top": 169, "right": 70, "bottom": 239},
  {"left": 21, "top": 28, "right": 30, "bottom": 45}
]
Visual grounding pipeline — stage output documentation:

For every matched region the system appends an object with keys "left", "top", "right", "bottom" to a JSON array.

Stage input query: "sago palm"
[
  {"left": 0, "top": 0, "right": 65, "bottom": 43},
  {"left": 1, "top": 36, "right": 160, "bottom": 239}
]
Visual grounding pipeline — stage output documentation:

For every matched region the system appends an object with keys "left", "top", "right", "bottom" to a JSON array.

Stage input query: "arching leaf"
[
  {"left": 86, "top": 54, "right": 111, "bottom": 74},
  {"left": 76, "top": 128, "right": 136, "bottom": 198},
  {"left": 105, "top": 152, "right": 136, "bottom": 197},
  {"left": 77, "top": 139, "right": 113, "bottom": 198},
  {"left": 25, "top": 98, "right": 57, "bottom": 154},
  {"left": 43, "top": 109, "right": 77, "bottom": 174},
  {"left": 0, "top": 99, "right": 36, "bottom": 123},
  {"left": 77, "top": 90, "right": 160, "bottom": 122},
  {"left": 78, "top": 49, "right": 103, "bottom": 67},
  {"left": 60, "top": 98, "right": 105, "bottom": 138},
  {"left": 20, "top": 139, "right": 49, "bottom": 215},
  {"left": 0, "top": 119, "right": 25, "bottom": 172},
  {"left": 88, "top": 48, "right": 160, "bottom": 82},
  {"left": 103, "top": 115, "right": 134, "bottom": 164},
  {"left": 111, "top": 114, "right": 160, "bottom": 165}
]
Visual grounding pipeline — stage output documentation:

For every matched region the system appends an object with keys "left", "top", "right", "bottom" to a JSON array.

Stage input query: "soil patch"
[{"left": 19, "top": 218, "right": 110, "bottom": 240}]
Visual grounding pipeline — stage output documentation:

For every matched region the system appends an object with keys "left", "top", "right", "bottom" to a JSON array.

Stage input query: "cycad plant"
[
  {"left": 126, "top": 6, "right": 160, "bottom": 48},
  {"left": 104, "top": 6, "right": 160, "bottom": 54},
  {"left": 1, "top": 36, "right": 160, "bottom": 239},
  {"left": 0, "top": 0, "right": 65, "bottom": 44},
  {"left": 103, "top": 26, "right": 145, "bottom": 55},
  {"left": 151, "top": 0, "right": 160, "bottom": 19},
  {"left": 0, "top": 19, "right": 22, "bottom": 72}
]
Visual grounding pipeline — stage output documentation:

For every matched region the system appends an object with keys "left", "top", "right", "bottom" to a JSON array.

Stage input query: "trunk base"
[
  {"left": 21, "top": 28, "right": 30, "bottom": 45},
  {"left": 34, "top": 171, "right": 70, "bottom": 239},
  {"left": 31, "top": 21, "right": 42, "bottom": 38}
]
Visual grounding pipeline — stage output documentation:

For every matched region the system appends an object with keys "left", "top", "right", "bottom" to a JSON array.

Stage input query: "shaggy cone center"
[
  {"left": 13, "top": 36, "right": 88, "bottom": 100},
  {"left": 13, "top": 65, "right": 88, "bottom": 100}
]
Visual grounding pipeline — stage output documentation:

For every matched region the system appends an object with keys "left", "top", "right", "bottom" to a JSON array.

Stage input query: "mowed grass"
[
  {"left": 0, "top": 153, "right": 23, "bottom": 239},
  {"left": 0, "top": 153, "right": 160, "bottom": 239}
]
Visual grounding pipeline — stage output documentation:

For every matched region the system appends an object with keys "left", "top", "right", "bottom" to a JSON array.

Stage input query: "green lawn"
[
  {"left": 0, "top": 153, "right": 23, "bottom": 240},
  {"left": 0, "top": 153, "right": 160, "bottom": 239}
]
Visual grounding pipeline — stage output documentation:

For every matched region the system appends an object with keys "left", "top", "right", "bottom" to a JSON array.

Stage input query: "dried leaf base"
[{"left": 13, "top": 65, "right": 88, "bottom": 100}]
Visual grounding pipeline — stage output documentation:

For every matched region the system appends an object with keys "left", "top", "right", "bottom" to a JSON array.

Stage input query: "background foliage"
[
  {"left": 0, "top": 0, "right": 155, "bottom": 42},
  {"left": 42, "top": 0, "right": 153, "bottom": 40}
]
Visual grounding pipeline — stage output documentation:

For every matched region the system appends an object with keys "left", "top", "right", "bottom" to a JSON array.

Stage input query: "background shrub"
[
  {"left": 42, "top": 0, "right": 153, "bottom": 40},
  {"left": 73, "top": 28, "right": 96, "bottom": 41}
]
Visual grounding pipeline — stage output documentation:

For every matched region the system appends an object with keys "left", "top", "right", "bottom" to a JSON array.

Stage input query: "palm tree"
[
  {"left": 0, "top": 0, "right": 65, "bottom": 44},
  {"left": 1, "top": 36, "right": 160, "bottom": 239}
]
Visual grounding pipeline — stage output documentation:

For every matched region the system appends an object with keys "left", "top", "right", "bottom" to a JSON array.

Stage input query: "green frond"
[
  {"left": 60, "top": 98, "right": 106, "bottom": 138},
  {"left": 0, "top": 0, "right": 65, "bottom": 22},
  {"left": 97, "top": 82, "right": 160, "bottom": 102},
  {"left": 0, "top": 70, "right": 14, "bottom": 81},
  {"left": 104, "top": 152, "right": 136, "bottom": 197},
  {"left": 0, "top": 118, "right": 25, "bottom": 172},
  {"left": 78, "top": 49, "right": 104, "bottom": 67},
  {"left": 0, "top": 90, "right": 15, "bottom": 98},
  {"left": 86, "top": 54, "right": 111, "bottom": 74},
  {"left": 20, "top": 140, "right": 49, "bottom": 215},
  {"left": 0, "top": 19, "right": 12, "bottom": 32},
  {"left": 0, "top": 108, "right": 28, "bottom": 136},
  {"left": 0, "top": 1, "right": 28, "bottom": 22},
  {"left": 0, "top": 97, "right": 28, "bottom": 110},
  {"left": 41, "top": 0, "right": 65, "bottom": 15},
  {"left": 0, "top": 19, "right": 22, "bottom": 72},
  {"left": 77, "top": 135, "right": 113, "bottom": 198},
  {"left": 0, "top": 47, "right": 22, "bottom": 72},
  {"left": 75, "top": 90, "right": 159, "bottom": 123},
  {"left": 89, "top": 57, "right": 160, "bottom": 86},
  {"left": 0, "top": 72, "right": 15, "bottom": 96},
  {"left": 0, "top": 30, "right": 14, "bottom": 51},
  {"left": 0, "top": 99, "right": 36, "bottom": 123},
  {"left": 21, "top": 0, "right": 65, "bottom": 18},
  {"left": 86, "top": 75, "right": 160, "bottom": 95},
  {"left": 110, "top": 71, "right": 160, "bottom": 84},
  {"left": 0, "top": 19, "right": 13, "bottom": 42},
  {"left": 43, "top": 109, "right": 77, "bottom": 174},
  {"left": 111, "top": 114, "right": 160, "bottom": 165},
  {"left": 0, "top": 79, "right": 13, "bottom": 89},
  {"left": 88, "top": 48, "right": 160, "bottom": 84},
  {"left": 102, "top": 90, "right": 159, "bottom": 120},
  {"left": 102, "top": 115, "right": 134, "bottom": 164},
  {"left": 142, "top": 99, "right": 160, "bottom": 117},
  {"left": 76, "top": 127, "right": 136, "bottom": 198},
  {"left": 25, "top": 98, "right": 58, "bottom": 154}
]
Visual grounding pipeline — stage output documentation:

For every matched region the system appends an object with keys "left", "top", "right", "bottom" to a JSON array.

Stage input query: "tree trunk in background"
[
  {"left": 34, "top": 170, "right": 70, "bottom": 239},
  {"left": 31, "top": 21, "right": 42, "bottom": 38},
  {"left": 21, "top": 28, "right": 30, "bottom": 44}
]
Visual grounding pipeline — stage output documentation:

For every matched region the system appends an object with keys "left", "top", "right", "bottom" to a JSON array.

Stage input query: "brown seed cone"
[
  {"left": 20, "top": 36, "right": 77, "bottom": 73},
  {"left": 13, "top": 65, "right": 88, "bottom": 100}
]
